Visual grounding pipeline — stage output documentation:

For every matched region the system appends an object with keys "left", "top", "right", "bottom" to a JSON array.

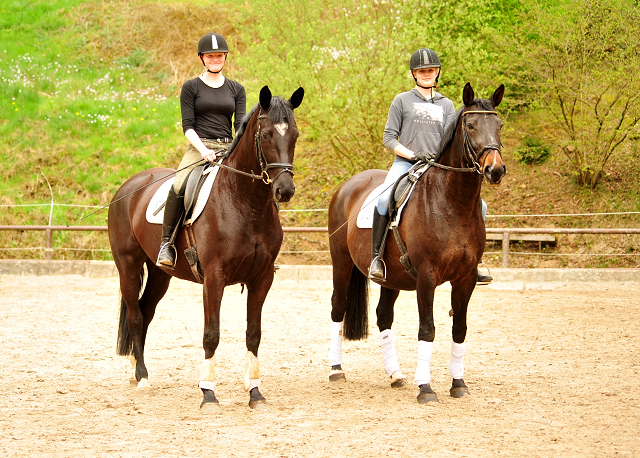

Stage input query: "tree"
[
  {"left": 236, "top": 0, "right": 506, "bottom": 177},
  {"left": 504, "top": 0, "right": 640, "bottom": 189}
]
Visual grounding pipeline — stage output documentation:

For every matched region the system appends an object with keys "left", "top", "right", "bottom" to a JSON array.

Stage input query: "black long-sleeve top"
[{"left": 180, "top": 77, "right": 246, "bottom": 139}]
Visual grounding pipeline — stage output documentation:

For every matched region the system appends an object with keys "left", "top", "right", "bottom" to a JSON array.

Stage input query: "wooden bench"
[{"left": 485, "top": 233, "right": 557, "bottom": 249}]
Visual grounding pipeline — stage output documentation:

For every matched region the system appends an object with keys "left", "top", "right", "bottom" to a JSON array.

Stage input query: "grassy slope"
[{"left": 0, "top": 0, "right": 638, "bottom": 266}]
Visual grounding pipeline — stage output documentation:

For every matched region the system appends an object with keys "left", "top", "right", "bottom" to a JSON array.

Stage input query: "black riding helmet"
[
  {"left": 198, "top": 33, "right": 229, "bottom": 73},
  {"left": 410, "top": 48, "right": 441, "bottom": 91}
]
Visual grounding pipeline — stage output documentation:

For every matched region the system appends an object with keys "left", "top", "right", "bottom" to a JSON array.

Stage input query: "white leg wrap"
[
  {"left": 380, "top": 329, "right": 401, "bottom": 377},
  {"left": 243, "top": 351, "right": 261, "bottom": 392},
  {"left": 414, "top": 340, "right": 433, "bottom": 386},
  {"left": 198, "top": 357, "right": 216, "bottom": 391},
  {"left": 328, "top": 321, "right": 343, "bottom": 366},
  {"left": 129, "top": 354, "right": 137, "bottom": 382},
  {"left": 449, "top": 341, "right": 465, "bottom": 379}
]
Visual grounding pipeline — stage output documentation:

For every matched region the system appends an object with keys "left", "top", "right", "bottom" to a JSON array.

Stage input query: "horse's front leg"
[
  {"left": 415, "top": 278, "right": 439, "bottom": 404},
  {"left": 376, "top": 287, "right": 407, "bottom": 388},
  {"left": 244, "top": 274, "right": 274, "bottom": 411},
  {"left": 448, "top": 275, "right": 477, "bottom": 399},
  {"left": 199, "top": 274, "right": 225, "bottom": 414}
]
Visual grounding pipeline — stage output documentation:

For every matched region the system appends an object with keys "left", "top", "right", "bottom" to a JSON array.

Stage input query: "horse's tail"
[
  {"left": 343, "top": 265, "right": 369, "bottom": 341},
  {"left": 116, "top": 269, "right": 145, "bottom": 356}
]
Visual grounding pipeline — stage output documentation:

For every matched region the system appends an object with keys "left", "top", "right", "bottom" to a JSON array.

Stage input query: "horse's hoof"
[
  {"left": 136, "top": 378, "right": 152, "bottom": 391},
  {"left": 390, "top": 371, "right": 407, "bottom": 388},
  {"left": 417, "top": 384, "right": 439, "bottom": 404},
  {"left": 249, "top": 399, "right": 269, "bottom": 411},
  {"left": 248, "top": 387, "right": 268, "bottom": 410},
  {"left": 129, "top": 377, "right": 138, "bottom": 386},
  {"left": 329, "top": 370, "right": 346, "bottom": 382},
  {"left": 200, "top": 402, "right": 222, "bottom": 414},
  {"left": 450, "top": 379, "right": 470, "bottom": 398}
]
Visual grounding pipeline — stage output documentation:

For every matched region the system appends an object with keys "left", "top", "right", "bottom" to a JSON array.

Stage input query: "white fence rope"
[{"left": 1, "top": 203, "right": 639, "bottom": 218}]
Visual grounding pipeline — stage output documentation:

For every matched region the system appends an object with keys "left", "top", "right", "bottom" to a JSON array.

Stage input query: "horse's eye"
[{"left": 466, "top": 124, "right": 475, "bottom": 131}]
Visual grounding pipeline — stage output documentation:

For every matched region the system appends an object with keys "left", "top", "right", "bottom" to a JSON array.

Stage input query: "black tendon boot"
[
  {"left": 156, "top": 187, "right": 184, "bottom": 269},
  {"left": 369, "top": 208, "right": 390, "bottom": 280}
]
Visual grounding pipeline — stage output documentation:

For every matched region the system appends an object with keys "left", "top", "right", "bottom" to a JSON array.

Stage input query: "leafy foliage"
[
  {"left": 501, "top": 0, "right": 640, "bottom": 188},
  {"left": 513, "top": 136, "right": 551, "bottom": 164},
  {"left": 236, "top": 0, "right": 510, "bottom": 177}
]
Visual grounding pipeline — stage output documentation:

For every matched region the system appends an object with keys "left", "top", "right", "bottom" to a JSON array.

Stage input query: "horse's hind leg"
[
  {"left": 118, "top": 258, "right": 172, "bottom": 390},
  {"left": 376, "top": 287, "right": 406, "bottom": 388}
]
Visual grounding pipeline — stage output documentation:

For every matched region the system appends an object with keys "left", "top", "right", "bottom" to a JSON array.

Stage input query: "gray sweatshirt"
[{"left": 383, "top": 89, "right": 456, "bottom": 162}]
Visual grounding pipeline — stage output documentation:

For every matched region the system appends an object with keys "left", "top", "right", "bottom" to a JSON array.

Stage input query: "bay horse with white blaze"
[
  {"left": 108, "top": 86, "right": 304, "bottom": 412},
  {"left": 327, "top": 83, "right": 505, "bottom": 404}
]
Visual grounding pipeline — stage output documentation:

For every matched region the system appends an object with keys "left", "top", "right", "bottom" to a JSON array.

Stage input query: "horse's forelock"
[
  {"left": 265, "top": 96, "right": 293, "bottom": 124},
  {"left": 473, "top": 98, "right": 495, "bottom": 111}
]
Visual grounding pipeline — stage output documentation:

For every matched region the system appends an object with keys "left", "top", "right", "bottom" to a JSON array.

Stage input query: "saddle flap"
[
  {"left": 145, "top": 164, "right": 220, "bottom": 225},
  {"left": 183, "top": 165, "right": 206, "bottom": 218}
]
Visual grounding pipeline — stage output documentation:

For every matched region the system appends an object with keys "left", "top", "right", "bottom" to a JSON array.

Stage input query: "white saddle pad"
[
  {"left": 146, "top": 166, "right": 220, "bottom": 225},
  {"left": 356, "top": 182, "right": 414, "bottom": 229}
]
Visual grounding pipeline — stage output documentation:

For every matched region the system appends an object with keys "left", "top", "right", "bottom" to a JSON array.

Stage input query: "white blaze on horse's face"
[{"left": 274, "top": 122, "right": 288, "bottom": 136}]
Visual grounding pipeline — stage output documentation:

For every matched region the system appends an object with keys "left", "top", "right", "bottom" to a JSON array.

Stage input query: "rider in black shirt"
[{"left": 157, "top": 32, "right": 246, "bottom": 269}]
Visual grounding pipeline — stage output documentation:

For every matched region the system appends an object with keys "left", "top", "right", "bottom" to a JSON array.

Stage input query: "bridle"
[
  {"left": 204, "top": 107, "right": 295, "bottom": 185},
  {"left": 428, "top": 109, "right": 502, "bottom": 175},
  {"left": 254, "top": 107, "right": 295, "bottom": 185}
]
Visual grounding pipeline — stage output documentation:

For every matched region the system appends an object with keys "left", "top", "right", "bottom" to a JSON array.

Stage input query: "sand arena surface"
[{"left": 0, "top": 274, "right": 638, "bottom": 457}]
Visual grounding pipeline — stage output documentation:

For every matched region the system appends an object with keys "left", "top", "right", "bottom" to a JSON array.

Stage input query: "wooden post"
[
  {"left": 501, "top": 232, "right": 510, "bottom": 268},
  {"left": 45, "top": 228, "right": 52, "bottom": 261}
]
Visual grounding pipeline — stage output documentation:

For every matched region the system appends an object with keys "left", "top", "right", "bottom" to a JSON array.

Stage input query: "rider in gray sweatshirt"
[{"left": 370, "top": 48, "right": 454, "bottom": 280}]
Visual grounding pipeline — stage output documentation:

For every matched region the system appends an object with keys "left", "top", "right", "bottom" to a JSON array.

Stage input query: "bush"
[{"left": 513, "top": 136, "right": 551, "bottom": 164}]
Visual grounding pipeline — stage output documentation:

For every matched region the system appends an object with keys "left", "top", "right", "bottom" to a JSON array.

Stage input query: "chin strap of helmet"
[
  {"left": 413, "top": 70, "right": 440, "bottom": 102},
  {"left": 199, "top": 54, "right": 224, "bottom": 74}
]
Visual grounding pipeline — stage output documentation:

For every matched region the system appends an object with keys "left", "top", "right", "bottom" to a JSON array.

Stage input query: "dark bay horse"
[
  {"left": 108, "top": 86, "right": 304, "bottom": 412},
  {"left": 327, "top": 83, "right": 505, "bottom": 404}
]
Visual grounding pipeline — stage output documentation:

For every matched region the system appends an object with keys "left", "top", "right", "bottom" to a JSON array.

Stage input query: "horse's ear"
[
  {"left": 259, "top": 86, "right": 272, "bottom": 110},
  {"left": 491, "top": 84, "right": 505, "bottom": 108},
  {"left": 463, "top": 83, "right": 474, "bottom": 107},
  {"left": 289, "top": 87, "right": 304, "bottom": 109}
]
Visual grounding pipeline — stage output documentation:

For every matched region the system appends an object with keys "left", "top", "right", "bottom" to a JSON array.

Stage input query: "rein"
[{"left": 427, "top": 109, "right": 501, "bottom": 174}]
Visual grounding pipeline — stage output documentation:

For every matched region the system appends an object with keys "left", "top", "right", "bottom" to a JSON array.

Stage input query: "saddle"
[
  {"left": 180, "top": 164, "right": 213, "bottom": 283},
  {"left": 380, "top": 161, "right": 431, "bottom": 280}
]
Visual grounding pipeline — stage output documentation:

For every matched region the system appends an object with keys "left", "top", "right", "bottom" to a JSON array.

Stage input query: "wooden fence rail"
[{"left": 1, "top": 225, "right": 639, "bottom": 266}]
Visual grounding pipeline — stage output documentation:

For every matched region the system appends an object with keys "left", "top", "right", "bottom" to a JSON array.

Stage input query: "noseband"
[
  {"left": 255, "top": 108, "right": 295, "bottom": 185},
  {"left": 461, "top": 110, "right": 503, "bottom": 174}
]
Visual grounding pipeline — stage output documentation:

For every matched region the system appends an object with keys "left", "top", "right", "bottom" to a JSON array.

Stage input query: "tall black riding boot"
[
  {"left": 156, "top": 187, "right": 184, "bottom": 269},
  {"left": 369, "top": 208, "right": 390, "bottom": 280}
]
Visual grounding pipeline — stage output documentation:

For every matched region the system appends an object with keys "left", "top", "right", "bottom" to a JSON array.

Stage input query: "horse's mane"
[
  {"left": 224, "top": 96, "right": 294, "bottom": 158},
  {"left": 436, "top": 98, "right": 495, "bottom": 158}
]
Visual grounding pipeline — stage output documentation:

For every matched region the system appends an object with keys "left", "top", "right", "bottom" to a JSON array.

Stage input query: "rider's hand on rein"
[{"left": 413, "top": 150, "right": 435, "bottom": 163}]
